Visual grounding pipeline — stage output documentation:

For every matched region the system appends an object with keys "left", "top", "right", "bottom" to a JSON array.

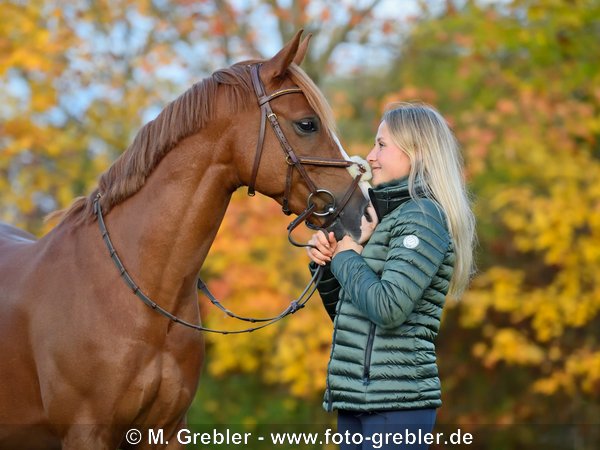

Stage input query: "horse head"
[{"left": 227, "top": 30, "right": 371, "bottom": 242}]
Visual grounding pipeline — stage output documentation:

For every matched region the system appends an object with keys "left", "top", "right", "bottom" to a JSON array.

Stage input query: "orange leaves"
[
  {"left": 272, "top": 7, "right": 292, "bottom": 22},
  {"left": 380, "top": 2, "right": 600, "bottom": 425},
  {"left": 382, "top": 86, "right": 438, "bottom": 107},
  {"left": 210, "top": 17, "right": 227, "bottom": 37},
  {"left": 199, "top": 191, "right": 331, "bottom": 398},
  {"left": 381, "top": 20, "right": 394, "bottom": 35},
  {"left": 463, "top": 91, "right": 600, "bottom": 382},
  {"left": 3, "top": 0, "right": 600, "bottom": 427},
  {"left": 1, "top": 0, "right": 199, "bottom": 233},
  {"left": 349, "top": 12, "right": 361, "bottom": 27}
]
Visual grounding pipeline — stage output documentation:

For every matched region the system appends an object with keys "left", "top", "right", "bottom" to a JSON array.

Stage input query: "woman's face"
[{"left": 366, "top": 121, "right": 411, "bottom": 186}]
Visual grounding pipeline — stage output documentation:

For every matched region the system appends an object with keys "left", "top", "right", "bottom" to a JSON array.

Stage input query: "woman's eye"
[{"left": 294, "top": 119, "right": 319, "bottom": 134}]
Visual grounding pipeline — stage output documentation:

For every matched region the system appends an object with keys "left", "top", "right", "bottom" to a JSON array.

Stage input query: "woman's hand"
[
  {"left": 333, "top": 235, "right": 364, "bottom": 256},
  {"left": 307, "top": 230, "right": 337, "bottom": 266},
  {"left": 329, "top": 204, "right": 378, "bottom": 256},
  {"left": 307, "top": 204, "right": 378, "bottom": 263},
  {"left": 358, "top": 204, "right": 378, "bottom": 244}
]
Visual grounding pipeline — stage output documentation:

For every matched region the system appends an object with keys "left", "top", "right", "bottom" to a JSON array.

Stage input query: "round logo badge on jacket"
[{"left": 403, "top": 235, "right": 420, "bottom": 249}]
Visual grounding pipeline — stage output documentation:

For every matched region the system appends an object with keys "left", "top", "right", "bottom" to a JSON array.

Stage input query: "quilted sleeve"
[{"left": 330, "top": 199, "right": 450, "bottom": 329}]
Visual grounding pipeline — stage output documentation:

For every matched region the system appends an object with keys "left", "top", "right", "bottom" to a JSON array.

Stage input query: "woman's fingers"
[
  {"left": 317, "top": 230, "right": 333, "bottom": 253},
  {"left": 307, "top": 243, "right": 332, "bottom": 265},
  {"left": 358, "top": 204, "right": 378, "bottom": 244},
  {"left": 306, "top": 230, "right": 335, "bottom": 265},
  {"left": 327, "top": 231, "right": 338, "bottom": 251},
  {"left": 308, "top": 247, "right": 331, "bottom": 265}
]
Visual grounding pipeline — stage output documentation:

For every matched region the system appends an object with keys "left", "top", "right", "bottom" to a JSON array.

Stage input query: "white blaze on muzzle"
[
  {"left": 332, "top": 135, "right": 373, "bottom": 199},
  {"left": 347, "top": 155, "right": 372, "bottom": 196}
]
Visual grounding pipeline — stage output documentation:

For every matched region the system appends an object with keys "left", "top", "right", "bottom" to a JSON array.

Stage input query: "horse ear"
[
  {"left": 293, "top": 33, "right": 312, "bottom": 66},
  {"left": 261, "top": 29, "right": 304, "bottom": 81}
]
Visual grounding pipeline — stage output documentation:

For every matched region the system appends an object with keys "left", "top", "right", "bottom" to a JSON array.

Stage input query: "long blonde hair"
[{"left": 382, "top": 102, "right": 476, "bottom": 297}]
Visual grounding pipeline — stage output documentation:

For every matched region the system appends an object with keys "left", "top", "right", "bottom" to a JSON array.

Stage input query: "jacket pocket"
[{"left": 362, "top": 323, "right": 376, "bottom": 385}]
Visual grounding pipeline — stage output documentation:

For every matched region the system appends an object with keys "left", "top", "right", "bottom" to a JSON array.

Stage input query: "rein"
[
  {"left": 93, "top": 194, "right": 323, "bottom": 334},
  {"left": 93, "top": 63, "right": 366, "bottom": 334}
]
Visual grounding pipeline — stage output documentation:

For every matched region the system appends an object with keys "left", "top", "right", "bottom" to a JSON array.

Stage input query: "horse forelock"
[{"left": 287, "top": 64, "right": 341, "bottom": 155}]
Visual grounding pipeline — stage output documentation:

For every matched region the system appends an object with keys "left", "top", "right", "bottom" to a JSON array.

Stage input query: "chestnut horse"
[{"left": 0, "top": 31, "right": 369, "bottom": 450}]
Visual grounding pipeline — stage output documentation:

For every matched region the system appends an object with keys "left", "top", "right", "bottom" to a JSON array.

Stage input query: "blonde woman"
[{"left": 307, "top": 103, "right": 475, "bottom": 450}]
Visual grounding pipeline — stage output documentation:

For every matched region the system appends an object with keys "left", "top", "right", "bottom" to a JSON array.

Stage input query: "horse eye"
[{"left": 294, "top": 118, "right": 319, "bottom": 135}]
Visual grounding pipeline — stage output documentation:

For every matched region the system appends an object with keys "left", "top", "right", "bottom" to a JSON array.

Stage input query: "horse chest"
[
  {"left": 115, "top": 346, "right": 197, "bottom": 423},
  {"left": 126, "top": 335, "right": 203, "bottom": 420}
]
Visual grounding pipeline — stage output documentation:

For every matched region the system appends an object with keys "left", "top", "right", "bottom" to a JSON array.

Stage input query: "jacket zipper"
[
  {"left": 362, "top": 323, "right": 376, "bottom": 385},
  {"left": 326, "top": 307, "right": 342, "bottom": 412}
]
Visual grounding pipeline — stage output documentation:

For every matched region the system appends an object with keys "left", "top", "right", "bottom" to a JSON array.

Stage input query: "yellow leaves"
[
  {"left": 467, "top": 90, "right": 600, "bottom": 358},
  {"left": 532, "top": 372, "right": 573, "bottom": 396},
  {"left": 3, "top": 47, "right": 51, "bottom": 74},
  {"left": 460, "top": 267, "right": 524, "bottom": 328},
  {"left": 267, "top": 324, "right": 328, "bottom": 397},
  {"left": 491, "top": 157, "right": 600, "bottom": 269},
  {"left": 464, "top": 261, "right": 598, "bottom": 344},
  {"left": 29, "top": 79, "right": 58, "bottom": 112},
  {"left": 529, "top": 293, "right": 564, "bottom": 342},
  {"left": 362, "top": 0, "right": 600, "bottom": 426},
  {"left": 199, "top": 190, "right": 333, "bottom": 399},
  {"left": 464, "top": 98, "right": 600, "bottom": 396},
  {"left": 534, "top": 350, "right": 600, "bottom": 396},
  {"left": 267, "top": 301, "right": 333, "bottom": 397},
  {"left": 483, "top": 328, "right": 545, "bottom": 368},
  {"left": 470, "top": 90, "right": 600, "bottom": 388},
  {"left": 0, "top": 1, "right": 74, "bottom": 77}
]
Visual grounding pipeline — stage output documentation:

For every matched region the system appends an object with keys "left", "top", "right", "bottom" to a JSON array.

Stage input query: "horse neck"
[{"left": 99, "top": 133, "right": 239, "bottom": 310}]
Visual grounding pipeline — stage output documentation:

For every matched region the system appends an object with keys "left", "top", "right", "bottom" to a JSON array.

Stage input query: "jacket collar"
[{"left": 368, "top": 176, "right": 422, "bottom": 221}]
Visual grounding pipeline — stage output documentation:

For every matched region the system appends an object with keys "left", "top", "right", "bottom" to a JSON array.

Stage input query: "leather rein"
[{"left": 93, "top": 63, "right": 366, "bottom": 334}]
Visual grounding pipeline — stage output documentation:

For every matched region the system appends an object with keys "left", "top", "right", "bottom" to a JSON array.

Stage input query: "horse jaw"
[{"left": 326, "top": 133, "right": 372, "bottom": 241}]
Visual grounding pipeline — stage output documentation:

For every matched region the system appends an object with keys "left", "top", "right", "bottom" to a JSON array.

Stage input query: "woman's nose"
[{"left": 366, "top": 146, "right": 377, "bottom": 163}]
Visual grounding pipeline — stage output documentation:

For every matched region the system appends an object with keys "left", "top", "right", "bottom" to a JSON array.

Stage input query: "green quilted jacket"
[{"left": 313, "top": 176, "right": 454, "bottom": 412}]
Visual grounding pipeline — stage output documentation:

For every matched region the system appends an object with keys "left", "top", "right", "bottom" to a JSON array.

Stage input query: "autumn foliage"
[{"left": 2, "top": 0, "right": 600, "bottom": 447}]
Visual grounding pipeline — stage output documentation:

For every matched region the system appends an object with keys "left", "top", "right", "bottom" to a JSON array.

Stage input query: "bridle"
[
  {"left": 93, "top": 63, "right": 367, "bottom": 334},
  {"left": 247, "top": 64, "right": 366, "bottom": 246}
]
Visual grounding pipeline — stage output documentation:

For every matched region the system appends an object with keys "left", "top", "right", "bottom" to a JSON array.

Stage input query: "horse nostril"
[{"left": 362, "top": 204, "right": 374, "bottom": 223}]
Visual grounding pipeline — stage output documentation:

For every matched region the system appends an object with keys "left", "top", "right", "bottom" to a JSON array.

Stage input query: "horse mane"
[{"left": 49, "top": 62, "right": 337, "bottom": 227}]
